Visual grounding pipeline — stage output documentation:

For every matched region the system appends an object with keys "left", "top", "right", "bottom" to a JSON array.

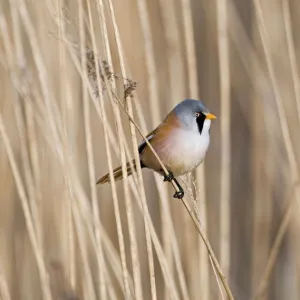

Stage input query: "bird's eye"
[{"left": 195, "top": 112, "right": 201, "bottom": 118}]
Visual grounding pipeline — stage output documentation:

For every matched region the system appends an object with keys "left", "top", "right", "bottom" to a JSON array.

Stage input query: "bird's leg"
[
  {"left": 172, "top": 177, "right": 184, "bottom": 199},
  {"left": 163, "top": 171, "right": 184, "bottom": 199}
]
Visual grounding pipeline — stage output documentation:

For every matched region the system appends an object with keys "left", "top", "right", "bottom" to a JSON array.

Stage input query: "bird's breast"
[{"left": 155, "top": 129, "right": 210, "bottom": 176}]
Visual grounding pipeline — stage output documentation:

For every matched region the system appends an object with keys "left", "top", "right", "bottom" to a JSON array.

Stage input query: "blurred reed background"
[{"left": 1, "top": 0, "right": 300, "bottom": 299}]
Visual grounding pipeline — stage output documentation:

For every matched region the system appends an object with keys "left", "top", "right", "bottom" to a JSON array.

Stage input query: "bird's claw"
[
  {"left": 164, "top": 172, "right": 174, "bottom": 182},
  {"left": 173, "top": 190, "right": 184, "bottom": 199}
]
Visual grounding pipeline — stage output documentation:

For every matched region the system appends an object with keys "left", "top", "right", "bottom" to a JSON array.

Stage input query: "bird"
[{"left": 97, "top": 99, "right": 217, "bottom": 199}]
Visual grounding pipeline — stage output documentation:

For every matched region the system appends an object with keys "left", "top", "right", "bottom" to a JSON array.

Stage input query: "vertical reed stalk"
[{"left": 217, "top": 0, "right": 231, "bottom": 283}]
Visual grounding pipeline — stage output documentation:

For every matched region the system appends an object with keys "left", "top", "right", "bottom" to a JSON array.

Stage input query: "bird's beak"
[{"left": 205, "top": 113, "right": 217, "bottom": 120}]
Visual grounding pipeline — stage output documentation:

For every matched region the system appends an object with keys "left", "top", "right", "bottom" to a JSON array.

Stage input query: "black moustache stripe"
[{"left": 196, "top": 113, "right": 206, "bottom": 134}]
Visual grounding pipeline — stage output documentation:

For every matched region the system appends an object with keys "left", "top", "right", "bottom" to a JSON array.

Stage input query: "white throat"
[{"left": 201, "top": 119, "right": 211, "bottom": 136}]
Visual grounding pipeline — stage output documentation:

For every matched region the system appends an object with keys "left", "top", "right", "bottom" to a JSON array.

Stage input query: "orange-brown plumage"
[{"left": 140, "top": 111, "right": 180, "bottom": 173}]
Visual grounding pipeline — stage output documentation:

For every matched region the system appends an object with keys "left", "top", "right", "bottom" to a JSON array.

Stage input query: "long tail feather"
[{"left": 96, "top": 160, "right": 138, "bottom": 184}]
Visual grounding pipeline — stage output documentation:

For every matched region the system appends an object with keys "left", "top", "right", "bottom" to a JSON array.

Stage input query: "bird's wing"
[
  {"left": 138, "top": 113, "right": 174, "bottom": 155},
  {"left": 138, "top": 128, "right": 157, "bottom": 154}
]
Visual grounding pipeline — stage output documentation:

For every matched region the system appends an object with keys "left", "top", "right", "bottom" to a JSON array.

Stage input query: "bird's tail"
[{"left": 96, "top": 160, "right": 138, "bottom": 184}]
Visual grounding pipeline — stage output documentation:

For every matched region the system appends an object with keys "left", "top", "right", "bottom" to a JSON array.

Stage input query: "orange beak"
[{"left": 205, "top": 113, "right": 217, "bottom": 120}]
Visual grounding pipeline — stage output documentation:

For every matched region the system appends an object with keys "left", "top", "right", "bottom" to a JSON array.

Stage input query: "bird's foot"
[
  {"left": 163, "top": 171, "right": 185, "bottom": 199},
  {"left": 173, "top": 190, "right": 184, "bottom": 199},
  {"left": 172, "top": 178, "right": 185, "bottom": 199},
  {"left": 164, "top": 172, "right": 174, "bottom": 182}
]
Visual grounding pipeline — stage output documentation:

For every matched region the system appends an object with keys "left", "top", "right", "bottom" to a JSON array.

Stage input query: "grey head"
[{"left": 172, "top": 99, "right": 214, "bottom": 133}]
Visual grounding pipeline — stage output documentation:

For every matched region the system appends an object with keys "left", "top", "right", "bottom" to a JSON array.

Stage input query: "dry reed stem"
[
  {"left": 99, "top": 224, "right": 135, "bottom": 295},
  {"left": 180, "top": 0, "right": 198, "bottom": 98},
  {"left": 252, "top": 0, "right": 300, "bottom": 294},
  {"left": 14, "top": 97, "right": 43, "bottom": 246},
  {"left": 217, "top": 0, "right": 231, "bottom": 283},
  {"left": 156, "top": 180, "right": 190, "bottom": 300},
  {"left": 10, "top": 0, "right": 44, "bottom": 251},
  {"left": 94, "top": 0, "right": 139, "bottom": 183},
  {"left": 95, "top": 0, "right": 144, "bottom": 298},
  {"left": 10, "top": 17, "right": 43, "bottom": 253},
  {"left": 282, "top": 0, "right": 300, "bottom": 286},
  {"left": 0, "top": 268, "right": 11, "bottom": 300},
  {"left": 86, "top": 2, "right": 152, "bottom": 298},
  {"left": 251, "top": 106, "right": 272, "bottom": 296},
  {"left": 179, "top": 0, "right": 210, "bottom": 297},
  {"left": 254, "top": 182, "right": 300, "bottom": 299},
  {"left": 69, "top": 141, "right": 134, "bottom": 297},
  {"left": 183, "top": 177, "right": 233, "bottom": 299},
  {"left": 65, "top": 162, "right": 135, "bottom": 298},
  {"left": 253, "top": 0, "right": 298, "bottom": 179},
  {"left": 226, "top": 4, "right": 300, "bottom": 295},
  {"left": 282, "top": 0, "right": 300, "bottom": 122},
  {"left": 127, "top": 182, "right": 181, "bottom": 300},
  {"left": 71, "top": 200, "right": 97, "bottom": 300},
  {"left": 135, "top": 0, "right": 161, "bottom": 123},
  {"left": 106, "top": 2, "right": 160, "bottom": 298},
  {"left": 250, "top": 7, "right": 272, "bottom": 292},
  {"left": 78, "top": 2, "right": 107, "bottom": 299},
  {"left": 61, "top": 38, "right": 136, "bottom": 299},
  {"left": 17, "top": 0, "right": 64, "bottom": 152},
  {"left": 196, "top": 166, "right": 210, "bottom": 299},
  {"left": 88, "top": 3, "right": 136, "bottom": 299},
  {"left": 210, "top": 255, "right": 225, "bottom": 300},
  {"left": 180, "top": 197, "right": 234, "bottom": 299},
  {"left": 0, "top": 116, "right": 52, "bottom": 300},
  {"left": 98, "top": 9, "right": 148, "bottom": 300},
  {"left": 24, "top": 103, "right": 43, "bottom": 244},
  {"left": 56, "top": 2, "right": 77, "bottom": 294},
  {"left": 87, "top": 33, "right": 133, "bottom": 300},
  {"left": 158, "top": 0, "right": 186, "bottom": 105},
  {"left": 56, "top": 0, "right": 77, "bottom": 290},
  {"left": 0, "top": 11, "right": 52, "bottom": 300},
  {"left": 227, "top": 0, "right": 298, "bottom": 296}
]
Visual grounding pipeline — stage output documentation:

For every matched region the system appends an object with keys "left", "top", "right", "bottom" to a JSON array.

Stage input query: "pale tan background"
[{"left": 0, "top": 0, "right": 300, "bottom": 299}]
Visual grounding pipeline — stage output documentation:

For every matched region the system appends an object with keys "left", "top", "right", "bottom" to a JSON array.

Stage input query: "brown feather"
[
  {"left": 96, "top": 160, "right": 137, "bottom": 184},
  {"left": 140, "top": 111, "right": 180, "bottom": 173}
]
